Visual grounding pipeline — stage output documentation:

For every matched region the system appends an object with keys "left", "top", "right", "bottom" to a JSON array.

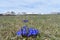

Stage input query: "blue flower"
[
  {"left": 16, "top": 26, "right": 39, "bottom": 37},
  {"left": 21, "top": 26, "right": 28, "bottom": 37},
  {"left": 16, "top": 30, "right": 22, "bottom": 36},
  {"left": 23, "top": 20, "right": 28, "bottom": 23},
  {"left": 28, "top": 28, "right": 39, "bottom": 37}
]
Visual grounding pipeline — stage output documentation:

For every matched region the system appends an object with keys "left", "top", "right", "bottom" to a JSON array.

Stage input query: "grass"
[{"left": 0, "top": 14, "right": 60, "bottom": 40}]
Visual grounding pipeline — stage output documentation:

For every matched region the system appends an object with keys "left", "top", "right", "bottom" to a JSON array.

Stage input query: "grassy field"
[{"left": 0, "top": 14, "right": 60, "bottom": 40}]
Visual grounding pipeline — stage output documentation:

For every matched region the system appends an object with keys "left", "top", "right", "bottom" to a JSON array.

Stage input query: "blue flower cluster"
[
  {"left": 23, "top": 20, "right": 28, "bottom": 23},
  {"left": 16, "top": 26, "right": 39, "bottom": 37}
]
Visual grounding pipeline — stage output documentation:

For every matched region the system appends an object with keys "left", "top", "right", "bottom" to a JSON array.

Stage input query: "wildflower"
[
  {"left": 16, "top": 26, "right": 40, "bottom": 37},
  {"left": 28, "top": 28, "right": 39, "bottom": 37},
  {"left": 23, "top": 20, "right": 28, "bottom": 23},
  {"left": 21, "top": 26, "right": 28, "bottom": 37},
  {"left": 16, "top": 30, "right": 22, "bottom": 36}
]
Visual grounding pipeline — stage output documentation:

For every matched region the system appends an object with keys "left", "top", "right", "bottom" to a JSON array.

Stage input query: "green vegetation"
[{"left": 0, "top": 14, "right": 60, "bottom": 40}]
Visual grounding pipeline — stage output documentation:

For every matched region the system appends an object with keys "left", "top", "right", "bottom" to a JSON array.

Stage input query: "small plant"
[
  {"left": 23, "top": 20, "right": 28, "bottom": 23},
  {"left": 16, "top": 26, "right": 40, "bottom": 40}
]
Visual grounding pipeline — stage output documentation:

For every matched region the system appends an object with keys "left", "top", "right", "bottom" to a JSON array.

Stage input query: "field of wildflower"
[{"left": 0, "top": 14, "right": 60, "bottom": 40}]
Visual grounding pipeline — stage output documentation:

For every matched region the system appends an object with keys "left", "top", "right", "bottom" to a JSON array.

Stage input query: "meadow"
[{"left": 0, "top": 14, "right": 60, "bottom": 40}]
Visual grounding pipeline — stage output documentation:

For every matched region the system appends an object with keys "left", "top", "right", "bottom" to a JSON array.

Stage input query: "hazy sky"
[{"left": 0, "top": 0, "right": 60, "bottom": 14}]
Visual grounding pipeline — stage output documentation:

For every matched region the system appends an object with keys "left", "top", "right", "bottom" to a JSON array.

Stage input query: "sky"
[{"left": 0, "top": 0, "right": 60, "bottom": 14}]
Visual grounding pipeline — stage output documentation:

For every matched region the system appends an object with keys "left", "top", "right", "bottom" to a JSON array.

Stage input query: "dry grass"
[{"left": 0, "top": 14, "right": 60, "bottom": 40}]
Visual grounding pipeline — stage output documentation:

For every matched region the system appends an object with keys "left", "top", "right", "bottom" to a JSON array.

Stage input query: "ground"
[{"left": 0, "top": 14, "right": 60, "bottom": 40}]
